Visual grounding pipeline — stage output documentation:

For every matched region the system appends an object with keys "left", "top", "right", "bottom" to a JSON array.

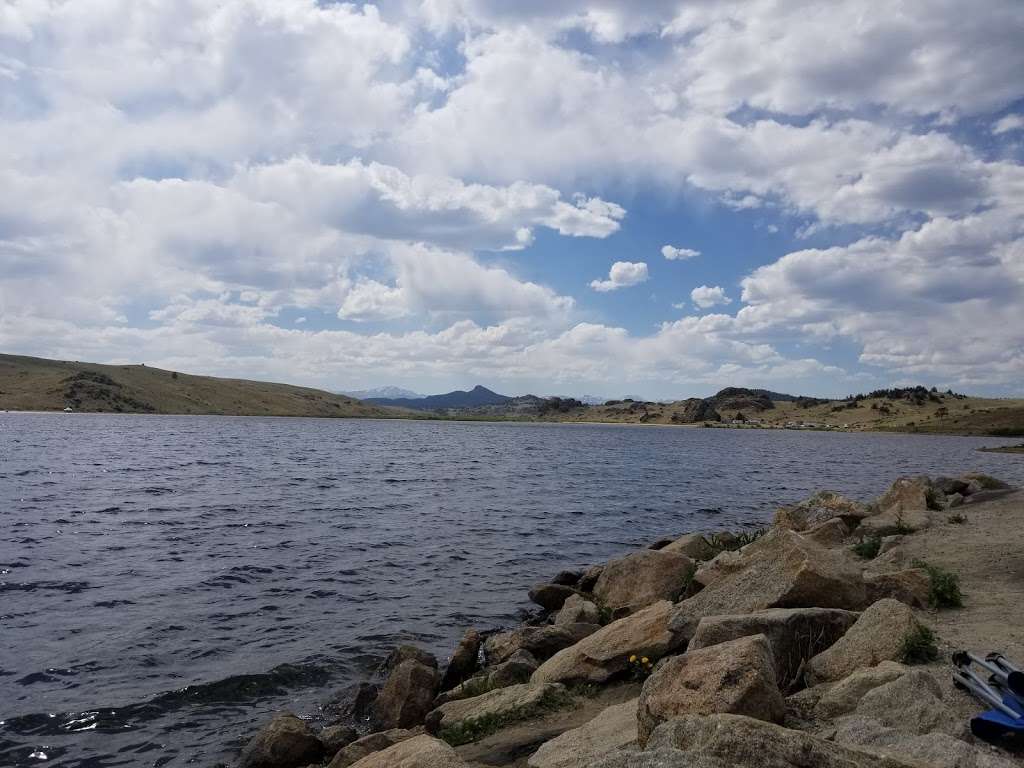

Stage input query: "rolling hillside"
[{"left": 0, "top": 354, "right": 409, "bottom": 419}]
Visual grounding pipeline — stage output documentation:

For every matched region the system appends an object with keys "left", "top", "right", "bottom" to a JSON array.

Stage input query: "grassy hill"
[{"left": 0, "top": 354, "right": 410, "bottom": 419}]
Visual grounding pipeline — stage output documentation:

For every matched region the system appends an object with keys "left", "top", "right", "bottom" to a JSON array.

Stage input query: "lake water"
[{"left": 1, "top": 413, "right": 1022, "bottom": 767}]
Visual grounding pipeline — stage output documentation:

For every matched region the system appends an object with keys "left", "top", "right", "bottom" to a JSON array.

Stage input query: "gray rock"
[
  {"left": 484, "top": 623, "right": 600, "bottom": 665},
  {"left": 327, "top": 729, "right": 417, "bottom": 768},
  {"left": 852, "top": 669, "right": 963, "bottom": 738},
  {"left": 814, "top": 661, "right": 909, "bottom": 718},
  {"left": 440, "top": 629, "right": 481, "bottom": 691},
  {"left": 371, "top": 656, "right": 440, "bottom": 730},
  {"left": 319, "top": 724, "right": 357, "bottom": 755},
  {"left": 555, "top": 594, "right": 600, "bottom": 625},
  {"left": 489, "top": 649, "right": 540, "bottom": 688},
  {"left": 529, "top": 583, "right": 581, "bottom": 612},
  {"left": 577, "top": 564, "right": 604, "bottom": 592},
  {"left": 688, "top": 607, "right": 859, "bottom": 691},
  {"left": 239, "top": 713, "right": 324, "bottom": 768},
  {"left": 803, "top": 517, "right": 850, "bottom": 547},
  {"left": 425, "top": 682, "right": 568, "bottom": 736},
  {"left": 863, "top": 569, "right": 930, "bottom": 608},
  {"left": 341, "top": 734, "right": 468, "bottom": 768},
  {"left": 553, "top": 570, "right": 583, "bottom": 586},
  {"left": 660, "top": 533, "right": 715, "bottom": 561},
  {"left": 637, "top": 634, "right": 784, "bottom": 745}
]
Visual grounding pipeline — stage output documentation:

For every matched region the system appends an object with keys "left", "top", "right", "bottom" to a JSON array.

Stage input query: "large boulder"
[
  {"left": 555, "top": 594, "right": 600, "bottom": 625},
  {"left": 876, "top": 476, "right": 934, "bottom": 514},
  {"left": 532, "top": 601, "right": 683, "bottom": 685},
  {"left": 425, "top": 682, "right": 568, "bottom": 737},
  {"left": 328, "top": 729, "right": 417, "bottom": 768},
  {"left": 484, "top": 623, "right": 600, "bottom": 664},
  {"left": 669, "top": 528, "right": 867, "bottom": 642},
  {"left": 372, "top": 651, "right": 440, "bottom": 730},
  {"left": 814, "top": 661, "right": 908, "bottom": 718},
  {"left": 688, "top": 607, "right": 859, "bottom": 691},
  {"left": 592, "top": 714, "right": 920, "bottom": 768},
  {"left": 593, "top": 550, "right": 695, "bottom": 616},
  {"left": 660, "top": 533, "right": 715, "bottom": 560},
  {"left": 529, "top": 583, "right": 581, "bottom": 612},
  {"left": 238, "top": 713, "right": 323, "bottom": 768},
  {"left": 528, "top": 699, "right": 638, "bottom": 768},
  {"left": 805, "top": 599, "right": 918, "bottom": 686},
  {"left": 803, "top": 517, "right": 850, "bottom": 547},
  {"left": 346, "top": 734, "right": 468, "bottom": 768},
  {"left": 637, "top": 634, "right": 784, "bottom": 745},
  {"left": 440, "top": 629, "right": 481, "bottom": 691}
]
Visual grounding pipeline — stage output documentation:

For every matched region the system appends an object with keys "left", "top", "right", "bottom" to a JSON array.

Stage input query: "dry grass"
[{"left": 0, "top": 353, "right": 415, "bottom": 419}]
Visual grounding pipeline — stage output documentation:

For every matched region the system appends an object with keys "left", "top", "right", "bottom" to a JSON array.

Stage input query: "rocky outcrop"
[
  {"left": 433, "top": 650, "right": 539, "bottom": 707},
  {"left": 554, "top": 594, "right": 600, "bottom": 625},
  {"left": 532, "top": 601, "right": 682, "bottom": 684},
  {"left": 773, "top": 491, "right": 870, "bottom": 531},
  {"left": 637, "top": 634, "right": 784, "bottom": 745},
  {"left": 593, "top": 714, "right": 920, "bottom": 768},
  {"left": 846, "top": 670, "right": 963, "bottom": 738},
  {"left": 687, "top": 607, "right": 859, "bottom": 691},
  {"left": 669, "top": 528, "right": 867, "bottom": 642},
  {"left": 831, "top": 718, "right": 1016, "bottom": 768},
  {"left": 484, "top": 623, "right": 600, "bottom": 665},
  {"left": 371, "top": 649, "right": 440, "bottom": 730},
  {"left": 670, "top": 398, "right": 721, "bottom": 423},
  {"left": 345, "top": 734, "right": 468, "bottom": 768},
  {"left": 593, "top": 550, "right": 695, "bottom": 616},
  {"left": 238, "top": 713, "right": 323, "bottom": 768},
  {"left": 527, "top": 699, "right": 638, "bottom": 768},
  {"left": 805, "top": 599, "right": 918, "bottom": 686},
  {"left": 328, "top": 729, "right": 419, "bottom": 768},
  {"left": 440, "top": 629, "right": 481, "bottom": 691},
  {"left": 425, "top": 682, "right": 567, "bottom": 735}
]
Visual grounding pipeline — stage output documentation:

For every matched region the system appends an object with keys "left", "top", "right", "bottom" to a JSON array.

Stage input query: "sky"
[{"left": 1, "top": 1, "right": 1023, "bottom": 400}]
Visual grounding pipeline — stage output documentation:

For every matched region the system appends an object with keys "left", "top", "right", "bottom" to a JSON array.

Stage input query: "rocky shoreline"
[{"left": 236, "top": 472, "right": 1023, "bottom": 768}]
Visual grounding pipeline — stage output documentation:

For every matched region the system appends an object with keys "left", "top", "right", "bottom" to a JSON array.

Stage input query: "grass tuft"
[
  {"left": 438, "top": 687, "right": 574, "bottom": 746},
  {"left": 912, "top": 559, "right": 964, "bottom": 609},
  {"left": 899, "top": 623, "right": 939, "bottom": 664},
  {"left": 851, "top": 535, "right": 882, "bottom": 560}
]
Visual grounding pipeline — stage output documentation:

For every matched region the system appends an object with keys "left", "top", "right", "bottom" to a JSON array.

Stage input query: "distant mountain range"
[
  {"left": 366, "top": 384, "right": 512, "bottom": 410},
  {"left": 340, "top": 386, "right": 425, "bottom": 400}
]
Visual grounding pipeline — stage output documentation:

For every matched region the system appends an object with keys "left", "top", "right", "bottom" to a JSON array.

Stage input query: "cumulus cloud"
[
  {"left": 662, "top": 245, "right": 701, "bottom": 261},
  {"left": 590, "top": 261, "right": 649, "bottom": 292},
  {"left": 690, "top": 285, "right": 732, "bottom": 309},
  {"left": 993, "top": 115, "right": 1024, "bottom": 135},
  {"left": 2, "top": 0, "right": 1023, "bottom": 395}
]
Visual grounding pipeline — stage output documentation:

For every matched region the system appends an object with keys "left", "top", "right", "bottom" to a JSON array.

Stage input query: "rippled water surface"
[{"left": 2, "top": 413, "right": 1022, "bottom": 767}]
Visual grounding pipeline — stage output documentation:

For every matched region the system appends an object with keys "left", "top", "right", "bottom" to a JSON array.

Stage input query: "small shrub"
[
  {"left": 899, "top": 623, "right": 939, "bottom": 664},
  {"left": 947, "top": 512, "right": 967, "bottom": 525},
  {"left": 595, "top": 603, "right": 614, "bottom": 626},
  {"left": 912, "top": 559, "right": 964, "bottom": 609},
  {"left": 851, "top": 536, "right": 882, "bottom": 560}
]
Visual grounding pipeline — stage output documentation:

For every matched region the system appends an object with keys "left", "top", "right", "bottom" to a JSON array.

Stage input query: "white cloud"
[
  {"left": 662, "top": 245, "right": 701, "bottom": 261},
  {"left": 690, "top": 285, "right": 732, "bottom": 309},
  {"left": 993, "top": 114, "right": 1024, "bottom": 135},
  {"left": 590, "top": 261, "right": 649, "bottom": 292}
]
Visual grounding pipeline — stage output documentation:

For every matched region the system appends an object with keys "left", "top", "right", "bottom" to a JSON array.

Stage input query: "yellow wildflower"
[
  {"left": 629, "top": 655, "right": 637, "bottom": 663},
  {"left": 641, "top": 657, "right": 649, "bottom": 664}
]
